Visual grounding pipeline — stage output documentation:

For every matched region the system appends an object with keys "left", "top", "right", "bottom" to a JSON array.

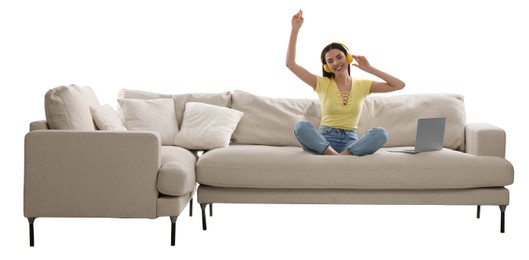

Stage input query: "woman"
[{"left": 286, "top": 10, "right": 405, "bottom": 156}]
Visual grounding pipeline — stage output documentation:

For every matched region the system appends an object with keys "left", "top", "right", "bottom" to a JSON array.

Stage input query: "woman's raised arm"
[{"left": 286, "top": 10, "right": 317, "bottom": 89}]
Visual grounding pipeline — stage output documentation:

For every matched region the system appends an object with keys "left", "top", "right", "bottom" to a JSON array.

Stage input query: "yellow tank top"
[{"left": 315, "top": 76, "right": 372, "bottom": 130}]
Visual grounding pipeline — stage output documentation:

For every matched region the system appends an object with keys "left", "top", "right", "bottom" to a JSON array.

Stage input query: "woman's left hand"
[{"left": 352, "top": 55, "right": 372, "bottom": 71}]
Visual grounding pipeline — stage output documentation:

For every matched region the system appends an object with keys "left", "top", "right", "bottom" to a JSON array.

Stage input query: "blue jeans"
[{"left": 293, "top": 121, "right": 388, "bottom": 156}]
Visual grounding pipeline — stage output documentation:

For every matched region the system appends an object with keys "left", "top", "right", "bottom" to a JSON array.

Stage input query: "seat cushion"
[
  {"left": 196, "top": 145, "right": 514, "bottom": 190},
  {"left": 158, "top": 146, "right": 197, "bottom": 196}
]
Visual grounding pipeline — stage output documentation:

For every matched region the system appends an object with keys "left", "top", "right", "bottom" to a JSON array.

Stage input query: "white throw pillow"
[
  {"left": 174, "top": 102, "right": 243, "bottom": 150},
  {"left": 118, "top": 98, "right": 178, "bottom": 145},
  {"left": 90, "top": 104, "right": 127, "bottom": 131}
]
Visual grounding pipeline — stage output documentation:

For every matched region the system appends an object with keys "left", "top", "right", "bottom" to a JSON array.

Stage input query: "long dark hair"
[{"left": 320, "top": 42, "right": 351, "bottom": 78}]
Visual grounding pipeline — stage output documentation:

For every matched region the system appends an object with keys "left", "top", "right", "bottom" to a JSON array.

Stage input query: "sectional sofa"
[{"left": 24, "top": 85, "right": 515, "bottom": 246}]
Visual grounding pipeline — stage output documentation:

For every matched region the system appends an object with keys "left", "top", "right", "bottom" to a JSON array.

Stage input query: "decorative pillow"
[
  {"left": 90, "top": 104, "right": 127, "bottom": 131},
  {"left": 118, "top": 98, "right": 178, "bottom": 145},
  {"left": 118, "top": 89, "right": 232, "bottom": 128},
  {"left": 173, "top": 102, "right": 243, "bottom": 150},
  {"left": 45, "top": 84, "right": 95, "bottom": 130}
]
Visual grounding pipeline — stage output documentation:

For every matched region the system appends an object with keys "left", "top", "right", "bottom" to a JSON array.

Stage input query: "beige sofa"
[
  {"left": 193, "top": 90, "right": 514, "bottom": 233},
  {"left": 24, "top": 85, "right": 205, "bottom": 246},
  {"left": 24, "top": 86, "right": 514, "bottom": 247}
]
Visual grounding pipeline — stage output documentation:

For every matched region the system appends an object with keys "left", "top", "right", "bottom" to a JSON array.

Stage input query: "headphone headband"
[
  {"left": 321, "top": 42, "right": 350, "bottom": 56},
  {"left": 335, "top": 42, "right": 350, "bottom": 52},
  {"left": 322, "top": 42, "right": 354, "bottom": 73}
]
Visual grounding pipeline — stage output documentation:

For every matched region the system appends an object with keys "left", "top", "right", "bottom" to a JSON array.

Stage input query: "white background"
[{"left": 1, "top": 0, "right": 527, "bottom": 259}]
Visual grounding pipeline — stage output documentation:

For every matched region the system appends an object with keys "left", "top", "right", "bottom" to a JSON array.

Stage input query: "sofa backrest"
[
  {"left": 230, "top": 90, "right": 320, "bottom": 147},
  {"left": 229, "top": 91, "right": 466, "bottom": 151},
  {"left": 42, "top": 87, "right": 466, "bottom": 151},
  {"left": 358, "top": 93, "right": 466, "bottom": 151},
  {"left": 44, "top": 85, "right": 100, "bottom": 130}
]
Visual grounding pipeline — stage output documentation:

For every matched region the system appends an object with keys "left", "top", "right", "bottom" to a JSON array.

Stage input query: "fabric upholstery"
[
  {"left": 465, "top": 123, "right": 506, "bottom": 157},
  {"left": 118, "top": 98, "right": 178, "bottom": 145},
  {"left": 229, "top": 92, "right": 466, "bottom": 150},
  {"left": 24, "top": 130, "right": 161, "bottom": 218},
  {"left": 197, "top": 186, "right": 510, "bottom": 206},
  {"left": 29, "top": 120, "right": 49, "bottom": 131},
  {"left": 230, "top": 90, "right": 321, "bottom": 146},
  {"left": 157, "top": 190, "right": 195, "bottom": 217},
  {"left": 196, "top": 145, "right": 514, "bottom": 190},
  {"left": 358, "top": 93, "right": 466, "bottom": 150},
  {"left": 174, "top": 102, "right": 243, "bottom": 150},
  {"left": 118, "top": 89, "right": 232, "bottom": 128},
  {"left": 44, "top": 85, "right": 95, "bottom": 130},
  {"left": 80, "top": 86, "right": 101, "bottom": 108},
  {"left": 158, "top": 146, "right": 197, "bottom": 196},
  {"left": 90, "top": 104, "right": 127, "bottom": 131}
]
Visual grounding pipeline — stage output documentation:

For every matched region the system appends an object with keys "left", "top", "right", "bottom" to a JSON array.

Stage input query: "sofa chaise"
[
  {"left": 24, "top": 85, "right": 515, "bottom": 246},
  {"left": 24, "top": 85, "right": 207, "bottom": 246}
]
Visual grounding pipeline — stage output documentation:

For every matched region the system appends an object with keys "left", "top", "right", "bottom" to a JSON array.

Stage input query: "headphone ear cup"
[
  {"left": 346, "top": 54, "right": 354, "bottom": 64},
  {"left": 323, "top": 64, "right": 331, "bottom": 73}
]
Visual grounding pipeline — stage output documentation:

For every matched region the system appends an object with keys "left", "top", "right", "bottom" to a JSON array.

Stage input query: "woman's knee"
[
  {"left": 369, "top": 127, "right": 388, "bottom": 141},
  {"left": 366, "top": 127, "right": 389, "bottom": 146},
  {"left": 294, "top": 121, "right": 314, "bottom": 135},
  {"left": 348, "top": 127, "right": 388, "bottom": 156}
]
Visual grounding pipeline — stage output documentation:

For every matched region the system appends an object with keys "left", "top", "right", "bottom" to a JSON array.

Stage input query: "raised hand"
[
  {"left": 351, "top": 55, "right": 372, "bottom": 71},
  {"left": 291, "top": 9, "right": 304, "bottom": 29}
]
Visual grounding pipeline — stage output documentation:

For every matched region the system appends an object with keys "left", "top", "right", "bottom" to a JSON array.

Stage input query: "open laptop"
[{"left": 390, "top": 117, "right": 446, "bottom": 154}]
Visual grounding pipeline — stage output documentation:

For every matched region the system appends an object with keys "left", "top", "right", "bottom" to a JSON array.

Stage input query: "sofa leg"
[
  {"left": 499, "top": 205, "right": 507, "bottom": 233},
  {"left": 209, "top": 203, "right": 213, "bottom": 217},
  {"left": 28, "top": 217, "right": 36, "bottom": 247},
  {"left": 476, "top": 205, "right": 481, "bottom": 218},
  {"left": 170, "top": 216, "right": 178, "bottom": 246},
  {"left": 189, "top": 198, "right": 193, "bottom": 217},
  {"left": 200, "top": 203, "right": 208, "bottom": 230}
]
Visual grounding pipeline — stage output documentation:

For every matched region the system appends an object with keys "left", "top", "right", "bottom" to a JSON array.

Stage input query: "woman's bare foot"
[
  {"left": 323, "top": 146, "right": 340, "bottom": 155},
  {"left": 340, "top": 149, "right": 351, "bottom": 155}
]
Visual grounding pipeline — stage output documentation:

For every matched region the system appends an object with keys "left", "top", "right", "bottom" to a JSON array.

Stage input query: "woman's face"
[{"left": 324, "top": 49, "right": 348, "bottom": 74}]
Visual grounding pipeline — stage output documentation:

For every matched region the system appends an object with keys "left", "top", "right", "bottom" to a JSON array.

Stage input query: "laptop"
[{"left": 390, "top": 117, "right": 446, "bottom": 154}]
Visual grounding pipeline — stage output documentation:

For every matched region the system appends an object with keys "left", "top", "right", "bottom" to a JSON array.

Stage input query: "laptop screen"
[{"left": 415, "top": 117, "right": 446, "bottom": 152}]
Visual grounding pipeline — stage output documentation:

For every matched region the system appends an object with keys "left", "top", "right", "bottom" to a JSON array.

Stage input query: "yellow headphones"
[{"left": 323, "top": 42, "right": 354, "bottom": 73}]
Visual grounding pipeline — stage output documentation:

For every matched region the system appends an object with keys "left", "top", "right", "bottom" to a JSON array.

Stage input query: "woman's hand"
[
  {"left": 286, "top": 9, "right": 317, "bottom": 89},
  {"left": 291, "top": 9, "right": 304, "bottom": 29},
  {"left": 353, "top": 55, "right": 406, "bottom": 92},
  {"left": 352, "top": 55, "right": 372, "bottom": 71}
]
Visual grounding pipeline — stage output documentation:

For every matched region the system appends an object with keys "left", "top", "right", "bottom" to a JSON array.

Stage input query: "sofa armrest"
[
  {"left": 465, "top": 123, "right": 506, "bottom": 157},
  {"left": 24, "top": 130, "right": 162, "bottom": 218},
  {"left": 29, "top": 120, "right": 49, "bottom": 131}
]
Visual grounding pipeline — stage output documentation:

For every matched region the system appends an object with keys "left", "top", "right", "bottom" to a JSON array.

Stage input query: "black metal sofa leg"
[
  {"left": 200, "top": 203, "right": 209, "bottom": 230},
  {"left": 189, "top": 198, "right": 193, "bottom": 217},
  {"left": 170, "top": 216, "right": 178, "bottom": 246},
  {"left": 28, "top": 217, "right": 35, "bottom": 247},
  {"left": 500, "top": 205, "right": 507, "bottom": 233},
  {"left": 476, "top": 205, "right": 507, "bottom": 233}
]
